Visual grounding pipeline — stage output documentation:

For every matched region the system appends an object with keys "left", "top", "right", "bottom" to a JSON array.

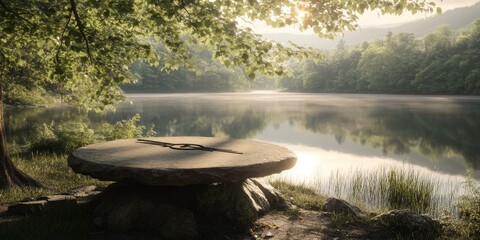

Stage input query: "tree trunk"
[{"left": 0, "top": 84, "right": 46, "bottom": 189}]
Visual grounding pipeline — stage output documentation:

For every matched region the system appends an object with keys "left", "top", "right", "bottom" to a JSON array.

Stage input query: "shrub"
[
  {"left": 28, "top": 114, "right": 155, "bottom": 153},
  {"left": 98, "top": 114, "right": 153, "bottom": 141},
  {"left": 4, "top": 84, "right": 54, "bottom": 105}
]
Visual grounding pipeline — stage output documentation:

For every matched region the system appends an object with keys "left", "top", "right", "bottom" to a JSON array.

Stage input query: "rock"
[
  {"left": 44, "top": 195, "right": 78, "bottom": 211},
  {"left": 66, "top": 185, "right": 97, "bottom": 195},
  {"left": 242, "top": 179, "right": 271, "bottom": 213},
  {"left": 0, "top": 205, "right": 8, "bottom": 215},
  {"left": 90, "top": 179, "right": 288, "bottom": 238},
  {"left": 370, "top": 209, "right": 441, "bottom": 240},
  {"left": 37, "top": 194, "right": 76, "bottom": 201},
  {"left": 195, "top": 179, "right": 290, "bottom": 231},
  {"left": 19, "top": 197, "right": 35, "bottom": 202},
  {"left": 68, "top": 137, "right": 297, "bottom": 186},
  {"left": 92, "top": 190, "right": 200, "bottom": 240},
  {"left": 8, "top": 200, "right": 47, "bottom": 215},
  {"left": 323, "top": 198, "right": 364, "bottom": 218},
  {"left": 264, "top": 231, "right": 274, "bottom": 238},
  {"left": 250, "top": 178, "right": 290, "bottom": 210}
]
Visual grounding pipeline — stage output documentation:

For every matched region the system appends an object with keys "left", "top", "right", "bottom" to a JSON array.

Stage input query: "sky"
[{"left": 246, "top": 0, "right": 480, "bottom": 34}]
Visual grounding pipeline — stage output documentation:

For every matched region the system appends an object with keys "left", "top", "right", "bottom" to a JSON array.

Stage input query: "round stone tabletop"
[{"left": 68, "top": 136, "right": 297, "bottom": 186}]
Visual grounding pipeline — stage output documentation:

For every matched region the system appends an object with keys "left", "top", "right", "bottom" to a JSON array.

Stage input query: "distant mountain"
[{"left": 263, "top": 2, "right": 480, "bottom": 50}]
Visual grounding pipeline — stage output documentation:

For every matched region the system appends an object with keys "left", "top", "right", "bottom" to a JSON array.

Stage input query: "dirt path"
[{"left": 237, "top": 209, "right": 369, "bottom": 240}]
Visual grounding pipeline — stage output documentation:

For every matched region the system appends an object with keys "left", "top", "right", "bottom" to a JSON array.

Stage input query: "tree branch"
[
  {"left": 69, "top": 0, "right": 92, "bottom": 62},
  {"left": 56, "top": 10, "right": 73, "bottom": 61},
  {"left": 0, "top": 0, "right": 32, "bottom": 25}
]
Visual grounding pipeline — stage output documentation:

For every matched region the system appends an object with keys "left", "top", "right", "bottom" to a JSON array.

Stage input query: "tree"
[{"left": 0, "top": 0, "right": 438, "bottom": 189}]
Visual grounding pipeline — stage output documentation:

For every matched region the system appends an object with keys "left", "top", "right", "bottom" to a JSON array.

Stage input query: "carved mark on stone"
[{"left": 136, "top": 138, "right": 243, "bottom": 155}]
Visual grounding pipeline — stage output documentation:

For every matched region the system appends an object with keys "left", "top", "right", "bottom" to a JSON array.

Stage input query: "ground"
[{"left": 236, "top": 209, "right": 369, "bottom": 240}]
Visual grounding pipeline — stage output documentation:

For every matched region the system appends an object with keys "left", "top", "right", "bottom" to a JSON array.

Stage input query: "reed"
[{"left": 271, "top": 165, "right": 459, "bottom": 216}]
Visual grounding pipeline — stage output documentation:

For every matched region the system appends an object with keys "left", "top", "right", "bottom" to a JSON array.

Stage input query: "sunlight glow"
[{"left": 245, "top": 0, "right": 480, "bottom": 34}]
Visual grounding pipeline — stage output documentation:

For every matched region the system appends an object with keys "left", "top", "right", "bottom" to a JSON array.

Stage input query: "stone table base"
[{"left": 90, "top": 179, "right": 289, "bottom": 239}]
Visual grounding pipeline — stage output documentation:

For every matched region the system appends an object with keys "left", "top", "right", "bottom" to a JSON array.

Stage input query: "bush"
[
  {"left": 4, "top": 84, "right": 54, "bottom": 105},
  {"left": 98, "top": 114, "right": 155, "bottom": 141},
  {"left": 28, "top": 114, "right": 155, "bottom": 153},
  {"left": 29, "top": 121, "right": 95, "bottom": 153},
  {"left": 56, "top": 122, "right": 96, "bottom": 152}
]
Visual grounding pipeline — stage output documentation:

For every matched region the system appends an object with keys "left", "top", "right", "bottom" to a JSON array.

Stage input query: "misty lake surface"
[{"left": 6, "top": 92, "right": 480, "bottom": 211}]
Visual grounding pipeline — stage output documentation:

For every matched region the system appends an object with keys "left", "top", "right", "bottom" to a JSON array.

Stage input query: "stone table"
[
  {"left": 68, "top": 136, "right": 297, "bottom": 186},
  {"left": 68, "top": 137, "right": 297, "bottom": 239}
]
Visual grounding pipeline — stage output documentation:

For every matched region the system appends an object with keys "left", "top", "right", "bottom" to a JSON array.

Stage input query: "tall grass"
[
  {"left": 455, "top": 174, "right": 480, "bottom": 239},
  {"left": 271, "top": 166, "right": 462, "bottom": 216},
  {"left": 346, "top": 167, "right": 435, "bottom": 214}
]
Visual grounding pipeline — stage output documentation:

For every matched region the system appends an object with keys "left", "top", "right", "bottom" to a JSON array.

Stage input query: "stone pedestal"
[{"left": 90, "top": 179, "right": 289, "bottom": 239}]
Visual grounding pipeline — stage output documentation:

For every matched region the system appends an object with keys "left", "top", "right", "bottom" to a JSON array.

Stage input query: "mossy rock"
[{"left": 369, "top": 209, "right": 441, "bottom": 240}]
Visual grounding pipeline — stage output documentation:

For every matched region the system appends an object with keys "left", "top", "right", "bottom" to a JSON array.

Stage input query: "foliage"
[
  {"left": 456, "top": 175, "right": 480, "bottom": 238},
  {"left": 0, "top": 0, "right": 438, "bottom": 110},
  {"left": 126, "top": 44, "right": 253, "bottom": 93},
  {"left": 276, "top": 21, "right": 480, "bottom": 95},
  {"left": 98, "top": 113, "right": 154, "bottom": 141},
  {"left": 28, "top": 114, "right": 154, "bottom": 153},
  {"left": 3, "top": 84, "right": 54, "bottom": 106}
]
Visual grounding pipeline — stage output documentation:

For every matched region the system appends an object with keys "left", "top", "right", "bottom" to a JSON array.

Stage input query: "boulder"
[
  {"left": 250, "top": 178, "right": 290, "bottom": 210},
  {"left": 93, "top": 191, "right": 200, "bottom": 240},
  {"left": 8, "top": 200, "right": 47, "bottom": 215},
  {"left": 44, "top": 195, "right": 78, "bottom": 211},
  {"left": 91, "top": 179, "right": 288, "bottom": 238},
  {"left": 323, "top": 198, "right": 364, "bottom": 218},
  {"left": 370, "top": 209, "right": 441, "bottom": 240}
]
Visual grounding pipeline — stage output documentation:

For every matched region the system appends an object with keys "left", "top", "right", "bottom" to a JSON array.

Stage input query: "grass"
[
  {"left": 346, "top": 167, "right": 436, "bottom": 214},
  {"left": 441, "top": 174, "right": 480, "bottom": 240},
  {"left": 0, "top": 153, "right": 106, "bottom": 204},
  {"left": 295, "top": 166, "right": 456, "bottom": 216},
  {"left": 271, "top": 180, "right": 327, "bottom": 211}
]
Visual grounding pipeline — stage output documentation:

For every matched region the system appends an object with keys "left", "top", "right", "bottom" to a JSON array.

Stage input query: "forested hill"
[
  {"left": 263, "top": 2, "right": 480, "bottom": 49},
  {"left": 277, "top": 20, "right": 480, "bottom": 95}
]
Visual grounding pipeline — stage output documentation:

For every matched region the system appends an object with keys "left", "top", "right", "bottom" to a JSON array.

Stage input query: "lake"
[{"left": 5, "top": 92, "right": 480, "bottom": 214}]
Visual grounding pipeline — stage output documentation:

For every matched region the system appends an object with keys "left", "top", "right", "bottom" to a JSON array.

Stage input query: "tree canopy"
[{"left": 1, "top": 0, "right": 438, "bottom": 109}]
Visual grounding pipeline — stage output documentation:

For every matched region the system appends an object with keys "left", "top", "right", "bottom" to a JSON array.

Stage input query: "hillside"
[{"left": 263, "top": 2, "right": 480, "bottom": 49}]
